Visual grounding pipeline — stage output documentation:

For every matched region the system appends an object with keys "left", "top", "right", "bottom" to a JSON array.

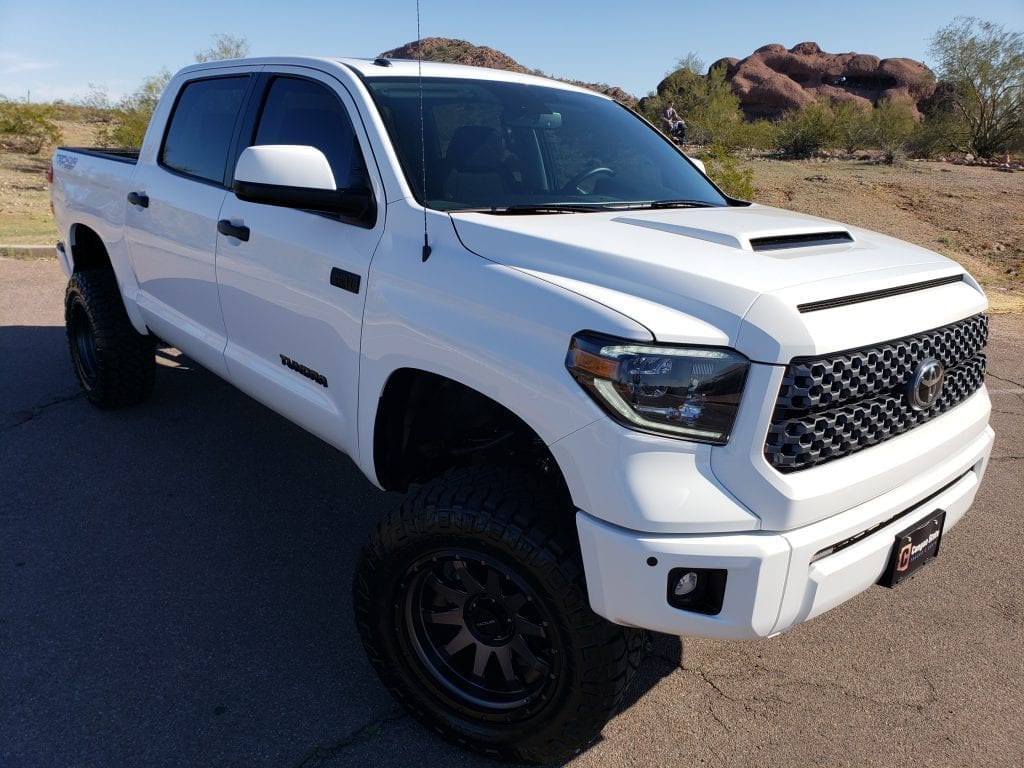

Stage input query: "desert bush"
[
  {"left": 0, "top": 98, "right": 62, "bottom": 153},
  {"left": 774, "top": 98, "right": 835, "bottom": 157},
  {"left": 643, "top": 58, "right": 748, "bottom": 148},
  {"left": 735, "top": 119, "right": 776, "bottom": 150},
  {"left": 831, "top": 101, "right": 873, "bottom": 154},
  {"left": 98, "top": 70, "right": 170, "bottom": 149},
  {"left": 697, "top": 144, "right": 755, "bottom": 200},
  {"left": 869, "top": 99, "right": 918, "bottom": 164},
  {"left": 906, "top": 112, "right": 966, "bottom": 158}
]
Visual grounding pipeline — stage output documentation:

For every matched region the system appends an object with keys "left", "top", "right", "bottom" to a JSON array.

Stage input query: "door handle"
[
  {"left": 217, "top": 219, "right": 250, "bottom": 242},
  {"left": 127, "top": 191, "right": 149, "bottom": 208}
]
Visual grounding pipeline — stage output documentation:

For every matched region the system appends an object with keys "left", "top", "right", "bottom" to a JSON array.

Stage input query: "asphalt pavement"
[{"left": 2, "top": 257, "right": 1022, "bottom": 768}]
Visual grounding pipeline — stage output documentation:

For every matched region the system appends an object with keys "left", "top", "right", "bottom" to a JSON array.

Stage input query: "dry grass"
[{"left": 2, "top": 121, "right": 1022, "bottom": 311}]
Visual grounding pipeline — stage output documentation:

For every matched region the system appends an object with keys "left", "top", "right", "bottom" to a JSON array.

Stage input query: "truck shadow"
[{"left": 1, "top": 330, "right": 681, "bottom": 768}]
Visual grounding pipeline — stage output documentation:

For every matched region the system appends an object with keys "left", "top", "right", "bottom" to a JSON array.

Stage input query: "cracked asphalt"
[{"left": 2, "top": 257, "right": 1022, "bottom": 768}]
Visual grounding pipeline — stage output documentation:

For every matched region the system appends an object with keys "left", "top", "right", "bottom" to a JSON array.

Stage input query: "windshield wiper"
[
  {"left": 647, "top": 199, "right": 716, "bottom": 209},
  {"left": 496, "top": 203, "right": 612, "bottom": 214}
]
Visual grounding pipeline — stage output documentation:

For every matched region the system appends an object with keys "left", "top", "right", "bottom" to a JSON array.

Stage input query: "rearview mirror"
[
  {"left": 233, "top": 145, "right": 375, "bottom": 224},
  {"left": 504, "top": 112, "right": 562, "bottom": 129}
]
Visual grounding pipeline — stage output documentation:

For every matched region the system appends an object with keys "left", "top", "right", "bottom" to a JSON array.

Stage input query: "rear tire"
[
  {"left": 65, "top": 269, "right": 155, "bottom": 408},
  {"left": 353, "top": 466, "right": 643, "bottom": 764}
]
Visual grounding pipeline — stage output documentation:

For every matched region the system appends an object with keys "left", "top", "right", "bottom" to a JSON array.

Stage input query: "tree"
[
  {"left": 98, "top": 70, "right": 170, "bottom": 149},
  {"left": 195, "top": 33, "right": 251, "bottom": 63},
  {"left": 928, "top": 17, "right": 1024, "bottom": 157},
  {"left": 103, "top": 35, "right": 250, "bottom": 148}
]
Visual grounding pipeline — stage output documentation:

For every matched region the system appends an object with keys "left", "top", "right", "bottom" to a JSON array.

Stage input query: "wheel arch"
[
  {"left": 372, "top": 367, "right": 571, "bottom": 505},
  {"left": 69, "top": 224, "right": 112, "bottom": 273},
  {"left": 66, "top": 223, "right": 148, "bottom": 335}
]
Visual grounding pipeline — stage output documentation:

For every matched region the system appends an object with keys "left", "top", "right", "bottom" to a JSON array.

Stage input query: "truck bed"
[{"left": 57, "top": 146, "right": 140, "bottom": 164}]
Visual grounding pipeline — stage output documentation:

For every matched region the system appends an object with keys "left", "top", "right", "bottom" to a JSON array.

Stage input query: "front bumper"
[{"left": 576, "top": 425, "right": 993, "bottom": 639}]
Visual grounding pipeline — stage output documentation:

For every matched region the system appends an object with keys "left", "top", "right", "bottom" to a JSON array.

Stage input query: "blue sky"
[{"left": 1, "top": 0, "right": 1021, "bottom": 103}]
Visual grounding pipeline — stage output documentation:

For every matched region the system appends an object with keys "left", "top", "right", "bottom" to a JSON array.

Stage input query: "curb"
[{"left": 0, "top": 245, "right": 57, "bottom": 260}]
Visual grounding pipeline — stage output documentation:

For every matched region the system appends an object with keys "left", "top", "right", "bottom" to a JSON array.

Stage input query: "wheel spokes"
[
  {"left": 472, "top": 643, "right": 492, "bottom": 678},
  {"left": 493, "top": 645, "right": 516, "bottom": 683},
  {"left": 444, "top": 627, "right": 475, "bottom": 655},
  {"left": 428, "top": 574, "right": 469, "bottom": 607},
  {"left": 424, "top": 607, "right": 463, "bottom": 626},
  {"left": 452, "top": 560, "right": 485, "bottom": 595}
]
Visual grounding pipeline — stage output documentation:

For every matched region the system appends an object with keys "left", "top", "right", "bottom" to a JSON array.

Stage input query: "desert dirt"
[{"left": 2, "top": 120, "right": 1022, "bottom": 311}]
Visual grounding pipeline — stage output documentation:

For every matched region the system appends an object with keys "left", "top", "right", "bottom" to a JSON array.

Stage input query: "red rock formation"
[{"left": 711, "top": 42, "right": 936, "bottom": 118}]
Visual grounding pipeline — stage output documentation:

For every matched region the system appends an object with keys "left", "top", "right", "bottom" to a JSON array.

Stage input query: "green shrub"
[
  {"left": 906, "top": 112, "right": 967, "bottom": 158},
  {"left": 0, "top": 99, "right": 62, "bottom": 153},
  {"left": 831, "top": 101, "right": 873, "bottom": 154},
  {"left": 697, "top": 144, "right": 755, "bottom": 200},
  {"left": 774, "top": 99, "right": 835, "bottom": 157},
  {"left": 870, "top": 98, "right": 918, "bottom": 164},
  {"left": 98, "top": 70, "right": 170, "bottom": 149},
  {"left": 643, "top": 60, "right": 748, "bottom": 148}
]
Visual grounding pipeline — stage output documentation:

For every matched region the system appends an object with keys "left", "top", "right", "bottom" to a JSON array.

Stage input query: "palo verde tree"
[{"left": 928, "top": 16, "right": 1024, "bottom": 157}]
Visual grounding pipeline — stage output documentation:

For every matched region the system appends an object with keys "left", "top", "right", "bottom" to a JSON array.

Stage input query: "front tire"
[
  {"left": 65, "top": 269, "right": 155, "bottom": 408},
  {"left": 353, "top": 467, "right": 643, "bottom": 764}
]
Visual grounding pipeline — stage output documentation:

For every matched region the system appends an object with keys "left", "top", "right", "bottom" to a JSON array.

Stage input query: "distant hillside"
[{"left": 379, "top": 38, "right": 639, "bottom": 109}]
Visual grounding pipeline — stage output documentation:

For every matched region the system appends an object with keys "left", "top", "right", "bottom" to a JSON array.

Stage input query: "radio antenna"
[{"left": 417, "top": 0, "right": 431, "bottom": 262}]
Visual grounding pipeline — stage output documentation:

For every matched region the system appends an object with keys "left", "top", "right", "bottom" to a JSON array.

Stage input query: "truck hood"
[{"left": 451, "top": 204, "right": 985, "bottom": 363}]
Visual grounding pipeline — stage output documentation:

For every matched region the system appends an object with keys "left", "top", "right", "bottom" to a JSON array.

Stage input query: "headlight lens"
[{"left": 566, "top": 332, "right": 749, "bottom": 444}]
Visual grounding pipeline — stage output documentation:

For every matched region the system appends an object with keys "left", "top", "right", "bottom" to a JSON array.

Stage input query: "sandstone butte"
[{"left": 381, "top": 37, "right": 937, "bottom": 118}]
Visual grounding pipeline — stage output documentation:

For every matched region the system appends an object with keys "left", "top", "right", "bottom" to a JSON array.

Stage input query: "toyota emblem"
[{"left": 906, "top": 358, "right": 945, "bottom": 411}]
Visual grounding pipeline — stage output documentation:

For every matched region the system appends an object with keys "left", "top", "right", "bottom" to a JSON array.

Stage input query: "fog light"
[
  {"left": 666, "top": 567, "right": 728, "bottom": 616},
  {"left": 673, "top": 571, "right": 699, "bottom": 597}
]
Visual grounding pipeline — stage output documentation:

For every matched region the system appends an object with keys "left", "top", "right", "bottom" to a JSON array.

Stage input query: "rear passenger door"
[
  {"left": 126, "top": 73, "right": 253, "bottom": 377},
  {"left": 215, "top": 70, "right": 384, "bottom": 457}
]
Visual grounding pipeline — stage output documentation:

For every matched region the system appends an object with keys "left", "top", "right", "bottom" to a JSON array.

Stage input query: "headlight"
[{"left": 566, "top": 332, "right": 749, "bottom": 444}]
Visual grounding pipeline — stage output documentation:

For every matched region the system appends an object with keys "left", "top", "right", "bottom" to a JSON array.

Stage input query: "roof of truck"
[{"left": 177, "top": 56, "right": 602, "bottom": 97}]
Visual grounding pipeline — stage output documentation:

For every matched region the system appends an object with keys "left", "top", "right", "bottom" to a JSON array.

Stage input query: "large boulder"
[{"left": 708, "top": 42, "right": 936, "bottom": 118}]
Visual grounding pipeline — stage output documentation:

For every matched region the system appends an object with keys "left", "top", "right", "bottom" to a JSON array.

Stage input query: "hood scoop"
[
  {"left": 613, "top": 216, "right": 855, "bottom": 253},
  {"left": 749, "top": 230, "right": 853, "bottom": 251}
]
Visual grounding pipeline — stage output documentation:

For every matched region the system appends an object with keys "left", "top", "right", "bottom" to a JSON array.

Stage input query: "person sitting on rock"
[{"left": 660, "top": 101, "right": 687, "bottom": 142}]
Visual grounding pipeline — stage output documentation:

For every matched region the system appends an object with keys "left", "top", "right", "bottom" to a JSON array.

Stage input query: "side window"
[
  {"left": 160, "top": 76, "right": 249, "bottom": 184},
  {"left": 253, "top": 77, "right": 368, "bottom": 189}
]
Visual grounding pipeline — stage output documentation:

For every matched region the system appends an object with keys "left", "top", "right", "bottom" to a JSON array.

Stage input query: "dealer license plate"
[{"left": 879, "top": 510, "right": 946, "bottom": 588}]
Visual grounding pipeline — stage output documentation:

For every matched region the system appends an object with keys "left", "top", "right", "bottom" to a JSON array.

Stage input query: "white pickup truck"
[{"left": 50, "top": 56, "right": 994, "bottom": 763}]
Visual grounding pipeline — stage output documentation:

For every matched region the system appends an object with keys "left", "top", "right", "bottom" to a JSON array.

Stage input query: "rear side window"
[
  {"left": 253, "top": 77, "right": 368, "bottom": 188},
  {"left": 161, "top": 76, "right": 249, "bottom": 184}
]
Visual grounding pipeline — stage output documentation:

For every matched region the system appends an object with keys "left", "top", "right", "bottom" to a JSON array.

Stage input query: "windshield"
[{"left": 364, "top": 76, "right": 729, "bottom": 212}]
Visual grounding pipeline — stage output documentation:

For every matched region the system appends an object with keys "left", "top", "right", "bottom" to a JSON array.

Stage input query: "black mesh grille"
[{"left": 764, "top": 314, "right": 988, "bottom": 472}]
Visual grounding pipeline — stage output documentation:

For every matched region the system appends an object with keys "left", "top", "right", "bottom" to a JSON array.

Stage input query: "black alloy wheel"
[
  {"left": 402, "top": 549, "right": 561, "bottom": 717},
  {"left": 354, "top": 466, "right": 643, "bottom": 764}
]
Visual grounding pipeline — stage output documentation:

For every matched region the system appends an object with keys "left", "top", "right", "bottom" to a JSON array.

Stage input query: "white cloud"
[{"left": 0, "top": 53, "right": 58, "bottom": 76}]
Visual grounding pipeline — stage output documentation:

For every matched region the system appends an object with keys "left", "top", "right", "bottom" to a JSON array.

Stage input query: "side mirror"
[
  {"left": 233, "top": 145, "right": 375, "bottom": 224},
  {"left": 687, "top": 156, "right": 707, "bottom": 175}
]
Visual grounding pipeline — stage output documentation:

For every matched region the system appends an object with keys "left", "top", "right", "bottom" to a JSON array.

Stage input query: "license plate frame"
[{"left": 879, "top": 510, "right": 946, "bottom": 588}]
